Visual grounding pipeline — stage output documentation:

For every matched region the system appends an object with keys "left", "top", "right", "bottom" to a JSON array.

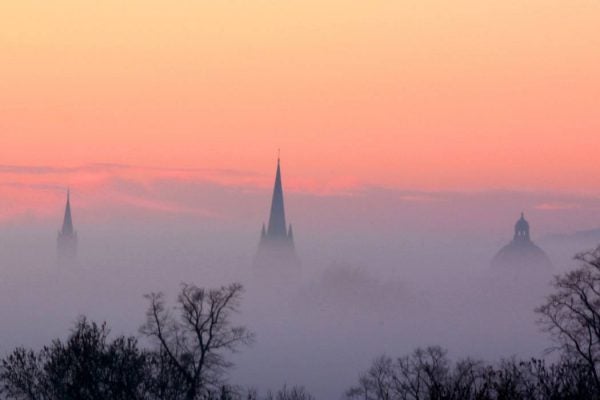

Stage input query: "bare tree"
[
  {"left": 344, "top": 349, "right": 599, "bottom": 400},
  {"left": 536, "top": 246, "right": 600, "bottom": 391},
  {"left": 141, "top": 282, "right": 254, "bottom": 400},
  {"left": 264, "top": 385, "right": 315, "bottom": 400},
  {"left": 346, "top": 346, "right": 462, "bottom": 400},
  {"left": 345, "top": 355, "right": 395, "bottom": 400},
  {"left": 396, "top": 346, "right": 450, "bottom": 399}
]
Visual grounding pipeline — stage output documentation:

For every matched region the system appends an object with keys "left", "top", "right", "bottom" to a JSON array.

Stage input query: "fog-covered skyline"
[
  {"left": 2, "top": 1, "right": 600, "bottom": 398},
  {"left": 1, "top": 156, "right": 599, "bottom": 398}
]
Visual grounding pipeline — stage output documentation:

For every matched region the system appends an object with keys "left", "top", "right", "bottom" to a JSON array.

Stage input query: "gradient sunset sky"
[{"left": 1, "top": 1, "right": 599, "bottom": 224}]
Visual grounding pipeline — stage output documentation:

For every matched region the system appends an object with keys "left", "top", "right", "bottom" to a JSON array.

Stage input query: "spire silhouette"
[
  {"left": 267, "top": 157, "right": 287, "bottom": 239},
  {"left": 61, "top": 189, "right": 74, "bottom": 236},
  {"left": 57, "top": 189, "right": 78, "bottom": 263},
  {"left": 254, "top": 154, "right": 299, "bottom": 269}
]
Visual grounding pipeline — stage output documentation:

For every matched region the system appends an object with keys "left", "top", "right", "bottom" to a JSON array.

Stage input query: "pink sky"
[{"left": 1, "top": 1, "right": 600, "bottom": 225}]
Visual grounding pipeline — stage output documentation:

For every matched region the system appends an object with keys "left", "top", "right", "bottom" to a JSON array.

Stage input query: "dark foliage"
[
  {"left": 265, "top": 385, "right": 316, "bottom": 400},
  {"left": 345, "top": 347, "right": 598, "bottom": 400},
  {"left": 0, "top": 317, "right": 149, "bottom": 400},
  {"left": 0, "top": 283, "right": 254, "bottom": 400},
  {"left": 536, "top": 246, "right": 600, "bottom": 392}
]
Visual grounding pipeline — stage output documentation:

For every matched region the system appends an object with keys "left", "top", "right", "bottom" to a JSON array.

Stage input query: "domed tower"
[
  {"left": 514, "top": 212, "right": 530, "bottom": 243},
  {"left": 57, "top": 189, "right": 78, "bottom": 264},
  {"left": 254, "top": 155, "right": 299, "bottom": 268},
  {"left": 491, "top": 212, "right": 551, "bottom": 270}
]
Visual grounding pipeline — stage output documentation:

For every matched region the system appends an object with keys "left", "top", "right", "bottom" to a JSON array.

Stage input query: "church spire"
[
  {"left": 58, "top": 188, "right": 78, "bottom": 263},
  {"left": 266, "top": 156, "right": 287, "bottom": 238},
  {"left": 254, "top": 154, "right": 299, "bottom": 268},
  {"left": 61, "top": 189, "right": 74, "bottom": 236}
]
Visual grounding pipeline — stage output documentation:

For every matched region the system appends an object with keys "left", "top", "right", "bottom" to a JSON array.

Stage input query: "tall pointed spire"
[
  {"left": 57, "top": 189, "right": 78, "bottom": 263},
  {"left": 254, "top": 153, "right": 299, "bottom": 269},
  {"left": 267, "top": 156, "right": 287, "bottom": 238},
  {"left": 61, "top": 189, "right": 74, "bottom": 236}
]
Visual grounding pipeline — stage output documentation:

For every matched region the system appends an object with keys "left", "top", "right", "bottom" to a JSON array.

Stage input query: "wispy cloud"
[
  {"left": 0, "top": 165, "right": 80, "bottom": 174},
  {"left": 3, "top": 163, "right": 600, "bottom": 238},
  {"left": 534, "top": 202, "right": 581, "bottom": 211},
  {"left": 0, "top": 163, "right": 250, "bottom": 223},
  {"left": 111, "top": 191, "right": 218, "bottom": 218},
  {"left": 397, "top": 193, "right": 446, "bottom": 203},
  {"left": 0, "top": 163, "right": 262, "bottom": 179}
]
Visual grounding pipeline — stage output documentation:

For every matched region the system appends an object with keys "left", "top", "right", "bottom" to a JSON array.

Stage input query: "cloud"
[
  {"left": 534, "top": 202, "right": 581, "bottom": 211},
  {"left": 0, "top": 163, "right": 261, "bottom": 179},
  {"left": 0, "top": 165, "right": 79, "bottom": 174},
  {"left": 0, "top": 164, "right": 245, "bottom": 224},
  {"left": 397, "top": 193, "right": 446, "bottom": 203},
  {"left": 286, "top": 176, "right": 364, "bottom": 196},
  {"left": 3, "top": 163, "right": 600, "bottom": 240},
  {"left": 111, "top": 191, "right": 218, "bottom": 218}
]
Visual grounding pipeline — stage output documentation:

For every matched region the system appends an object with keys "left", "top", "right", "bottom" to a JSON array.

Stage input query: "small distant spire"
[
  {"left": 58, "top": 188, "right": 78, "bottom": 263},
  {"left": 266, "top": 153, "right": 287, "bottom": 238},
  {"left": 61, "top": 189, "right": 74, "bottom": 236}
]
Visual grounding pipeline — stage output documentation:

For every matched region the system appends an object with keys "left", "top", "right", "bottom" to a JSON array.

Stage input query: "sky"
[
  {"left": 1, "top": 1, "right": 600, "bottom": 233},
  {"left": 1, "top": 1, "right": 599, "bottom": 199}
]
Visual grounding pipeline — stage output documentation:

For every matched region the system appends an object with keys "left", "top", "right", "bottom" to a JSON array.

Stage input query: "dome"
[
  {"left": 492, "top": 213, "right": 552, "bottom": 270},
  {"left": 491, "top": 240, "right": 552, "bottom": 270}
]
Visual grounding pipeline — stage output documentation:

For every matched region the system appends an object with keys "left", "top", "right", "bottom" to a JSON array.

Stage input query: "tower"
[
  {"left": 57, "top": 190, "right": 78, "bottom": 263},
  {"left": 254, "top": 155, "right": 298, "bottom": 268},
  {"left": 514, "top": 212, "right": 530, "bottom": 242}
]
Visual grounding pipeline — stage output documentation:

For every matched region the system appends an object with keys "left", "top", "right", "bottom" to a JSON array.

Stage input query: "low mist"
[{"left": 1, "top": 183, "right": 600, "bottom": 399}]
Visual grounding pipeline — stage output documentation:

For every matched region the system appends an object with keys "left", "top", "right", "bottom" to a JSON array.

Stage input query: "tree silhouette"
[
  {"left": 536, "top": 245, "right": 600, "bottom": 391},
  {"left": 141, "top": 282, "right": 254, "bottom": 400},
  {"left": 345, "top": 348, "right": 598, "bottom": 400},
  {"left": 0, "top": 317, "right": 148, "bottom": 400}
]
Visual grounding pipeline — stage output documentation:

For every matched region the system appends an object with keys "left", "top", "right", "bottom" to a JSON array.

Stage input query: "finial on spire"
[
  {"left": 278, "top": 148, "right": 280, "bottom": 163},
  {"left": 521, "top": 211, "right": 524, "bottom": 219}
]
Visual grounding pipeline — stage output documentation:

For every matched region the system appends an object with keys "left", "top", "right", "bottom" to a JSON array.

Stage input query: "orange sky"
[{"left": 1, "top": 1, "right": 599, "bottom": 192}]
